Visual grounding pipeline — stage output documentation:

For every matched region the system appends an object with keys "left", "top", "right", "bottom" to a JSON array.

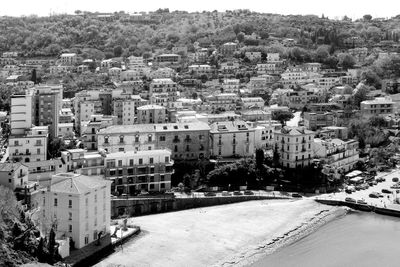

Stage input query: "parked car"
[
  {"left": 392, "top": 177, "right": 399, "bottom": 182},
  {"left": 382, "top": 189, "right": 392, "bottom": 194},
  {"left": 345, "top": 189, "right": 353, "bottom": 194},
  {"left": 391, "top": 184, "right": 400, "bottom": 189},
  {"left": 291, "top": 193, "right": 303, "bottom": 198},
  {"left": 369, "top": 192, "right": 380, "bottom": 198},
  {"left": 357, "top": 199, "right": 368, "bottom": 205},
  {"left": 233, "top": 191, "right": 242, "bottom": 196},
  {"left": 221, "top": 191, "right": 231, "bottom": 196},
  {"left": 244, "top": 190, "right": 254, "bottom": 195},
  {"left": 204, "top": 192, "right": 216, "bottom": 197},
  {"left": 345, "top": 197, "right": 356, "bottom": 203}
]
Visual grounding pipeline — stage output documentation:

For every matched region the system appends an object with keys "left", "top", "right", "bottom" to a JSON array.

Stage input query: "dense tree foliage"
[{"left": 0, "top": 11, "right": 399, "bottom": 58}]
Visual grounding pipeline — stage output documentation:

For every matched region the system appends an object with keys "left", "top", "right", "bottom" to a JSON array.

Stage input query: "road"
[{"left": 316, "top": 169, "right": 400, "bottom": 210}]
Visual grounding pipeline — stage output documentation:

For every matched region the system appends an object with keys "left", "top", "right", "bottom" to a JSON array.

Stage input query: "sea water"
[{"left": 251, "top": 212, "right": 400, "bottom": 267}]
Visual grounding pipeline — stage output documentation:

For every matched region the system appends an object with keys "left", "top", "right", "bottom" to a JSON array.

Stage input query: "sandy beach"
[{"left": 96, "top": 199, "right": 345, "bottom": 267}]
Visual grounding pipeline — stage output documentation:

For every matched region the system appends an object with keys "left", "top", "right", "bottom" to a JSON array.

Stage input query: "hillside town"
[{"left": 1, "top": 9, "right": 400, "bottom": 267}]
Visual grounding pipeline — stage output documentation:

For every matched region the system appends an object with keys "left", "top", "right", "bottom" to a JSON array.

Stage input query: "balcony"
[
  {"left": 34, "top": 143, "right": 42, "bottom": 146},
  {"left": 172, "top": 138, "right": 180, "bottom": 143},
  {"left": 184, "top": 138, "right": 192, "bottom": 143},
  {"left": 301, "top": 139, "right": 306, "bottom": 143}
]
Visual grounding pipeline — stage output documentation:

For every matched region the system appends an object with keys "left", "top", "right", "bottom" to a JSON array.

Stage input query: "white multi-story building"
[
  {"left": 267, "top": 53, "right": 280, "bottom": 62},
  {"left": 222, "top": 79, "right": 240, "bottom": 93},
  {"left": 205, "top": 93, "right": 239, "bottom": 112},
  {"left": 112, "top": 98, "right": 135, "bottom": 125},
  {"left": 314, "top": 138, "right": 359, "bottom": 174},
  {"left": 137, "top": 104, "right": 167, "bottom": 124},
  {"left": 360, "top": 97, "right": 394, "bottom": 118},
  {"left": 58, "top": 123, "right": 74, "bottom": 138},
  {"left": 209, "top": 120, "right": 255, "bottom": 158},
  {"left": 274, "top": 126, "right": 315, "bottom": 168},
  {"left": 9, "top": 126, "right": 48, "bottom": 163},
  {"left": 59, "top": 53, "right": 77, "bottom": 65},
  {"left": 240, "top": 97, "right": 265, "bottom": 110},
  {"left": 10, "top": 90, "right": 33, "bottom": 135},
  {"left": 245, "top": 51, "right": 262, "bottom": 61},
  {"left": 40, "top": 173, "right": 111, "bottom": 249},
  {"left": 98, "top": 124, "right": 157, "bottom": 153}
]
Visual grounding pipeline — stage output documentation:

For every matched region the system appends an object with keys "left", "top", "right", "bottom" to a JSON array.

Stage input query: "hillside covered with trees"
[{"left": 1, "top": 10, "right": 400, "bottom": 59}]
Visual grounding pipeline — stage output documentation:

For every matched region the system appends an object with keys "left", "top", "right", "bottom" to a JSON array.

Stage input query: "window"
[
  {"left": 150, "top": 157, "right": 154, "bottom": 164},
  {"left": 68, "top": 199, "right": 72, "bottom": 208},
  {"left": 118, "top": 160, "right": 122, "bottom": 167},
  {"left": 174, "top": 145, "right": 178, "bottom": 152},
  {"left": 68, "top": 212, "right": 72, "bottom": 220},
  {"left": 86, "top": 209, "right": 88, "bottom": 218},
  {"left": 37, "top": 148, "right": 41, "bottom": 154},
  {"left": 129, "top": 159, "right": 134, "bottom": 166},
  {"left": 118, "top": 148, "right": 124, "bottom": 152},
  {"left": 85, "top": 235, "right": 89, "bottom": 245},
  {"left": 148, "top": 135, "right": 152, "bottom": 142},
  {"left": 94, "top": 206, "right": 97, "bottom": 215},
  {"left": 104, "top": 136, "right": 109, "bottom": 143},
  {"left": 161, "top": 183, "right": 165, "bottom": 189},
  {"left": 94, "top": 194, "right": 97, "bottom": 203},
  {"left": 150, "top": 184, "right": 155, "bottom": 189},
  {"left": 135, "top": 135, "right": 139, "bottom": 142},
  {"left": 139, "top": 158, "right": 143, "bottom": 164},
  {"left": 94, "top": 218, "right": 97, "bottom": 227},
  {"left": 119, "top": 135, "right": 124, "bottom": 143},
  {"left": 160, "top": 175, "right": 165, "bottom": 181},
  {"left": 165, "top": 156, "right": 169, "bottom": 163},
  {"left": 159, "top": 136, "right": 166, "bottom": 142},
  {"left": 54, "top": 198, "right": 58, "bottom": 206},
  {"left": 69, "top": 225, "right": 72, "bottom": 232}
]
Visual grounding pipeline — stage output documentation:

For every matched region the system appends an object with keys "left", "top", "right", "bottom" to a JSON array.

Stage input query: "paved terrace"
[{"left": 315, "top": 168, "right": 400, "bottom": 210}]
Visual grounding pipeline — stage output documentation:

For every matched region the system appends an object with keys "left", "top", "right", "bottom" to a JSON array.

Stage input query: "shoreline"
[{"left": 214, "top": 204, "right": 348, "bottom": 267}]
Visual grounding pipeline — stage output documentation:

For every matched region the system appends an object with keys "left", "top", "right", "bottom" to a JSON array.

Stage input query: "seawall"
[{"left": 111, "top": 195, "right": 289, "bottom": 218}]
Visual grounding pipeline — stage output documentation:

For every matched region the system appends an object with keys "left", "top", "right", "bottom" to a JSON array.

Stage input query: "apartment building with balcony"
[
  {"left": 105, "top": 149, "right": 173, "bottom": 195},
  {"left": 137, "top": 104, "right": 168, "bottom": 124},
  {"left": 240, "top": 97, "right": 265, "bottom": 110},
  {"left": 303, "top": 112, "right": 334, "bottom": 131},
  {"left": 274, "top": 127, "right": 315, "bottom": 168},
  {"left": 222, "top": 79, "right": 240, "bottom": 94},
  {"left": 112, "top": 98, "right": 135, "bottom": 125},
  {"left": 59, "top": 53, "right": 77, "bottom": 65},
  {"left": 40, "top": 173, "right": 111, "bottom": 250},
  {"left": 360, "top": 97, "right": 394, "bottom": 118},
  {"left": 314, "top": 138, "right": 359, "bottom": 173},
  {"left": 97, "top": 124, "right": 157, "bottom": 153},
  {"left": 154, "top": 122, "right": 210, "bottom": 160},
  {"left": 279, "top": 90, "right": 320, "bottom": 109},
  {"left": 9, "top": 126, "right": 48, "bottom": 163},
  {"left": 82, "top": 115, "right": 118, "bottom": 151},
  {"left": 205, "top": 93, "right": 239, "bottom": 112},
  {"left": 209, "top": 120, "right": 256, "bottom": 158}
]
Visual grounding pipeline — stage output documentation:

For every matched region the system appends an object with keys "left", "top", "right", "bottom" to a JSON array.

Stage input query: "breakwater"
[{"left": 315, "top": 199, "right": 400, "bottom": 217}]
